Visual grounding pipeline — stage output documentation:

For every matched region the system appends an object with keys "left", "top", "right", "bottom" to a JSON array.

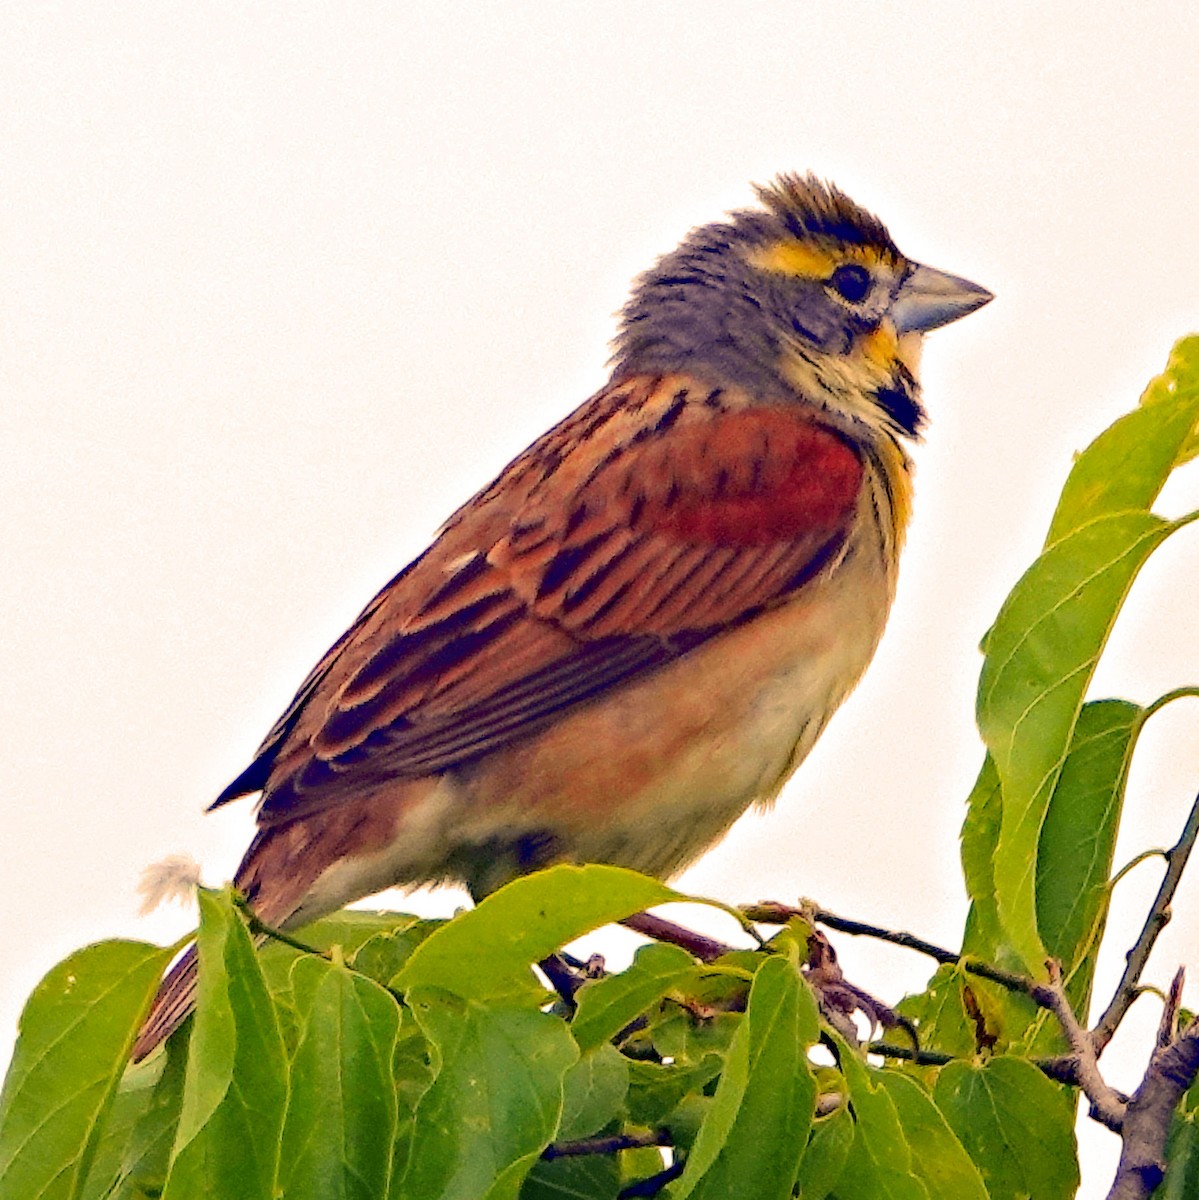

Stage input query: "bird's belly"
[
  {"left": 452, "top": 539, "right": 893, "bottom": 883},
  {"left": 290, "top": 537, "right": 893, "bottom": 915}
]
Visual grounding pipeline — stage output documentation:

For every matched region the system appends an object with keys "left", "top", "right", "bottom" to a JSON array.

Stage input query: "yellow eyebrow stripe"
[
  {"left": 747, "top": 238, "right": 891, "bottom": 280},
  {"left": 747, "top": 239, "right": 837, "bottom": 279}
]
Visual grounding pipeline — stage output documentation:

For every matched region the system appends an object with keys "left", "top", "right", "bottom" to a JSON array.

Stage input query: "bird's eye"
[{"left": 828, "top": 263, "right": 871, "bottom": 304}]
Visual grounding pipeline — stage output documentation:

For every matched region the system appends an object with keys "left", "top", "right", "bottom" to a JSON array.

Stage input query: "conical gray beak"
[{"left": 891, "top": 263, "right": 993, "bottom": 334}]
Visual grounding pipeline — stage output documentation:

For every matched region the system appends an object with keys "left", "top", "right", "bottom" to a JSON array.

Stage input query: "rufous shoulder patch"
[{"left": 635, "top": 408, "right": 863, "bottom": 547}]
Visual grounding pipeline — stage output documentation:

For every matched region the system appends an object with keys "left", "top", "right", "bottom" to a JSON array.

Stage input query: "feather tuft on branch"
[{"left": 137, "top": 854, "right": 202, "bottom": 915}]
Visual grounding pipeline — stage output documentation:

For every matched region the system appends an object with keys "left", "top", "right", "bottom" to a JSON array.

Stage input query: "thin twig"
[
  {"left": 543, "top": 1130, "right": 671, "bottom": 1160},
  {"left": 1111, "top": 849, "right": 1168, "bottom": 887},
  {"left": 1094, "top": 789, "right": 1199, "bottom": 1054},
  {"left": 744, "top": 902, "right": 954, "bottom": 966},
  {"left": 622, "top": 911, "right": 732, "bottom": 963},
  {"left": 618, "top": 1160, "right": 684, "bottom": 1198},
  {"left": 232, "top": 892, "right": 328, "bottom": 959},
  {"left": 1157, "top": 971, "right": 1184, "bottom": 1051},
  {"left": 544, "top": 1131, "right": 680, "bottom": 1200},
  {"left": 869, "top": 1039, "right": 1121, "bottom": 1094},
  {"left": 789, "top": 905, "right": 1129, "bottom": 1105},
  {"left": 1107, "top": 971, "right": 1199, "bottom": 1200},
  {"left": 539, "top": 952, "right": 606, "bottom": 1010},
  {"left": 868, "top": 1042, "right": 956, "bottom": 1068},
  {"left": 747, "top": 902, "right": 1040, "bottom": 998},
  {"left": 1028, "top": 961, "right": 1127, "bottom": 1132}
]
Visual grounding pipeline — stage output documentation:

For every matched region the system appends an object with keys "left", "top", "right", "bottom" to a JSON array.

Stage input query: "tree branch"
[
  {"left": 621, "top": 911, "right": 733, "bottom": 962},
  {"left": 543, "top": 1130, "right": 681, "bottom": 1200},
  {"left": 543, "top": 1130, "right": 671, "bottom": 1160},
  {"left": 868, "top": 1042, "right": 956, "bottom": 1068},
  {"left": 618, "top": 1160, "right": 684, "bottom": 1198},
  {"left": 756, "top": 903, "right": 1133, "bottom": 1112},
  {"left": 1027, "top": 961, "right": 1127, "bottom": 1131},
  {"left": 1107, "top": 971, "right": 1199, "bottom": 1200},
  {"left": 1094, "top": 789, "right": 1199, "bottom": 1054},
  {"left": 745, "top": 901, "right": 1040, "bottom": 997},
  {"left": 641, "top": 887, "right": 1199, "bottom": 1190}
]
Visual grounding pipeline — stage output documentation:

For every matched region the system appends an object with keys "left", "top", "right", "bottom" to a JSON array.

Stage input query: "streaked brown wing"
[
  {"left": 211, "top": 556, "right": 427, "bottom": 802},
  {"left": 226, "top": 373, "right": 865, "bottom": 825}
]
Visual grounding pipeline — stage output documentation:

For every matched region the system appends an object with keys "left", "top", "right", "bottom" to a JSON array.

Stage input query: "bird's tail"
[
  {"left": 131, "top": 797, "right": 402, "bottom": 1060},
  {"left": 131, "top": 943, "right": 199, "bottom": 1062},
  {"left": 130, "top": 820, "right": 337, "bottom": 1061}
]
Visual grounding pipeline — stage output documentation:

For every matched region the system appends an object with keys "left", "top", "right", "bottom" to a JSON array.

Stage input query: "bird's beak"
[{"left": 891, "top": 263, "right": 993, "bottom": 333}]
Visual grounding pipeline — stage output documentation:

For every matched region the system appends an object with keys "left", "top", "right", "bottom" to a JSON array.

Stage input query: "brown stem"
[
  {"left": 621, "top": 911, "right": 732, "bottom": 962},
  {"left": 1094, "top": 790, "right": 1199, "bottom": 1054},
  {"left": 1107, "top": 972, "right": 1199, "bottom": 1200},
  {"left": 618, "top": 1160, "right": 684, "bottom": 1198},
  {"left": 232, "top": 892, "right": 327, "bottom": 959},
  {"left": 543, "top": 1130, "right": 671, "bottom": 1160},
  {"left": 868, "top": 1042, "right": 955, "bottom": 1068},
  {"left": 1028, "top": 961, "right": 1127, "bottom": 1132},
  {"left": 868, "top": 1039, "right": 1121, "bottom": 1093},
  {"left": 747, "top": 901, "right": 1039, "bottom": 997}
]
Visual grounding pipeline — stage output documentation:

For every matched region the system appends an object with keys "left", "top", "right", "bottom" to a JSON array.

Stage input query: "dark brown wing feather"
[{"left": 218, "top": 374, "right": 864, "bottom": 826}]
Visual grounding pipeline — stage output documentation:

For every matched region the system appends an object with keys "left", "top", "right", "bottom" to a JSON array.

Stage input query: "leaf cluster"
[{"left": 1, "top": 870, "right": 1068, "bottom": 1200}]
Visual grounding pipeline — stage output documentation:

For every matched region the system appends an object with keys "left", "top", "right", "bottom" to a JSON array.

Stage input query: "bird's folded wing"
[{"left": 218, "top": 374, "right": 865, "bottom": 825}]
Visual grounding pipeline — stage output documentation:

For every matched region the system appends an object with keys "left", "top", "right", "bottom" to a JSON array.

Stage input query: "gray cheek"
[{"left": 766, "top": 285, "right": 848, "bottom": 354}]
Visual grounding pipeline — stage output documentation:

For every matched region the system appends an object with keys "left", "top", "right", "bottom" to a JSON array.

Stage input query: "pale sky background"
[{"left": 4, "top": 5, "right": 1199, "bottom": 1194}]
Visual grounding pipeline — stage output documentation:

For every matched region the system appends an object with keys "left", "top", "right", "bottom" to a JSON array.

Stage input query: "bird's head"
[{"left": 613, "top": 173, "right": 992, "bottom": 443}]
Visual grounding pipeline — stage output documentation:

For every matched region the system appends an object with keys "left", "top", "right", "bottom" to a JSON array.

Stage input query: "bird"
[{"left": 132, "top": 173, "right": 991, "bottom": 1060}]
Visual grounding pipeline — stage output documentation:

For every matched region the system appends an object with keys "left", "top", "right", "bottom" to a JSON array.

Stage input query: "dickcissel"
[{"left": 133, "top": 174, "right": 990, "bottom": 1059}]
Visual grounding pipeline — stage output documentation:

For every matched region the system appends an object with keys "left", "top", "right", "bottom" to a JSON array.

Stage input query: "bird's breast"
[{"left": 450, "top": 507, "right": 898, "bottom": 882}]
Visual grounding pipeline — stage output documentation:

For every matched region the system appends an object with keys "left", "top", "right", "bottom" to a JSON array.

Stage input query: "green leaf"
[
  {"left": 293, "top": 909, "right": 435, "bottom": 955},
  {"left": 278, "top": 957, "right": 404, "bottom": 1200},
  {"left": 83, "top": 1032, "right": 188, "bottom": 1199},
  {"left": 1036, "top": 699, "right": 1140, "bottom": 1015},
  {"left": 624, "top": 1057, "right": 722, "bottom": 1128},
  {"left": 161, "top": 888, "right": 287, "bottom": 1200},
  {"left": 671, "top": 957, "right": 817, "bottom": 1200},
  {"left": 389, "top": 1019, "right": 435, "bottom": 1188},
  {"left": 879, "top": 1073, "right": 988, "bottom": 1200},
  {"left": 0, "top": 939, "right": 175, "bottom": 1200},
  {"left": 520, "top": 1154, "right": 620, "bottom": 1200},
  {"left": 793, "top": 1103, "right": 853, "bottom": 1200},
  {"left": 934, "top": 1055, "right": 1079, "bottom": 1200},
  {"left": 78, "top": 1064, "right": 157, "bottom": 1200},
  {"left": 1045, "top": 336, "right": 1199, "bottom": 545},
  {"left": 557, "top": 1044, "right": 629, "bottom": 1142},
  {"left": 395, "top": 866, "right": 677, "bottom": 1003},
  {"left": 980, "top": 509, "right": 1180, "bottom": 969},
  {"left": 571, "top": 943, "right": 695, "bottom": 1052},
  {"left": 350, "top": 921, "right": 444, "bottom": 986},
  {"left": 895, "top": 965, "right": 978, "bottom": 1060},
  {"left": 959, "top": 761, "right": 1047, "bottom": 1049},
  {"left": 1160, "top": 1082, "right": 1199, "bottom": 1199},
  {"left": 977, "top": 336, "right": 1199, "bottom": 972},
  {"left": 662, "top": 1093, "right": 711, "bottom": 1150},
  {"left": 395, "top": 990, "right": 578, "bottom": 1200},
  {"left": 960, "top": 755, "right": 1004, "bottom": 961},
  {"left": 649, "top": 1007, "right": 741, "bottom": 1066},
  {"left": 831, "top": 1047, "right": 929, "bottom": 1200},
  {"left": 963, "top": 704, "right": 1142, "bottom": 1050},
  {"left": 963, "top": 704, "right": 1140, "bottom": 1050},
  {"left": 646, "top": 965, "right": 753, "bottom": 1066},
  {"left": 258, "top": 910, "right": 434, "bottom": 1000},
  {"left": 621, "top": 1146, "right": 669, "bottom": 1191}
]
